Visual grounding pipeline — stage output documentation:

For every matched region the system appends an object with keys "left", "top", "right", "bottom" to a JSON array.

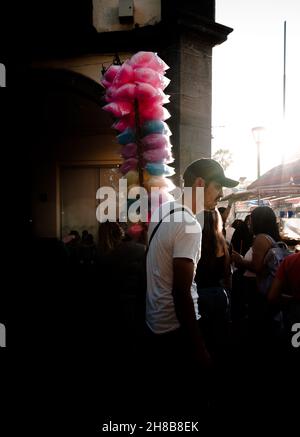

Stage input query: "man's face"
[{"left": 204, "top": 181, "right": 223, "bottom": 210}]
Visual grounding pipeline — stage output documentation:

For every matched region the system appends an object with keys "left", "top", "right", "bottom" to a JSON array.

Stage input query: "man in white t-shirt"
[{"left": 145, "top": 158, "right": 238, "bottom": 414}]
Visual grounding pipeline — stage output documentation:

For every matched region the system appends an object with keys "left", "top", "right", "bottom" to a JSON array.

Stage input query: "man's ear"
[{"left": 194, "top": 177, "right": 205, "bottom": 188}]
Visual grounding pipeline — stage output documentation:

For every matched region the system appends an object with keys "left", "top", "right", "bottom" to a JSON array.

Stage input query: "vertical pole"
[
  {"left": 257, "top": 140, "right": 261, "bottom": 180},
  {"left": 134, "top": 99, "right": 144, "bottom": 188},
  {"left": 257, "top": 141, "right": 261, "bottom": 205},
  {"left": 281, "top": 20, "right": 287, "bottom": 166},
  {"left": 283, "top": 20, "right": 286, "bottom": 121}
]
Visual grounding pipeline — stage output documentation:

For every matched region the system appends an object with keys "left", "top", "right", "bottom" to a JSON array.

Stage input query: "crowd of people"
[{"left": 51, "top": 158, "right": 299, "bottom": 423}]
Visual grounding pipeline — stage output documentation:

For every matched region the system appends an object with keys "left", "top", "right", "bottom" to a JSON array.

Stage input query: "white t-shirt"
[{"left": 146, "top": 202, "right": 202, "bottom": 334}]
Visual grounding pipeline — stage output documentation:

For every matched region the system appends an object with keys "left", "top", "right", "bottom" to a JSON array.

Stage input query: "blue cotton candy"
[
  {"left": 145, "top": 163, "right": 175, "bottom": 176},
  {"left": 117, "top": 128, "right": 135, "bottom": 145},
  {"left": 142, "top": 120, "right": 171, "bottom": 136}
]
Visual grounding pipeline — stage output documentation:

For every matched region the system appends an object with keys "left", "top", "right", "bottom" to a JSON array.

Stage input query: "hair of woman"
[
  {"left": 200, "top": 209, "right": 230, "bottom": 275},
  {"left": 251, "top": 206, "right": 280, "bottom": 241},
  {"left": 98, "top": 221, "right": 124, "bottom": 254}
]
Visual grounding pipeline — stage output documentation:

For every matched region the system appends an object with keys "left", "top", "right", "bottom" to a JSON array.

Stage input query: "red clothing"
[{"left": 276, "top": 252, "right": 300, "bottom": 298}]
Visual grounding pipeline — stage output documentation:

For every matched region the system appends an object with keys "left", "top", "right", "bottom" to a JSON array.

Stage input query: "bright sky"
[{"left": 212, "top": 0, "right": 300, "bottom": 183}]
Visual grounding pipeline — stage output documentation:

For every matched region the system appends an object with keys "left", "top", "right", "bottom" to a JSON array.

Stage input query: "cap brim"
[{"left": 217, "top": 176, "right": 239, "bottom": 188}]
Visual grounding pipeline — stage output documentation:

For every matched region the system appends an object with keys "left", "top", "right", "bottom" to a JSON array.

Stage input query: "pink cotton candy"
[
  {"left": 120, "top": 158, "right": 138, "bottom": 174},
  {"left": 121, "top": 143, "right": 137, "bottom": 159},
  {"left": 114, "top": 83, "right": 136, "bottom": 101},
  {"left": 104, "top": 65, "right": 122, "bottom": 83},
  {"left": 103, "top": 101, "right": 133, "bottom": 118},
  {"left": 135, "top": 82, "right": 161, "bottom": 100},
  {"left": 112, "top": 114, "right": 135, "bottom": 132},
  {"left": 129, "top": 51, "right": 169, "bottom": 74},
  {"left": 135, "top": 82, "right": 170, "bottom": 106},
  {"left": 133, "top": 68, "right": 170, "bottom": 90},
  {"left": 113, "top": 62, "right": 134, "bottom": 87},
  {"left": 101, "top": 78, "right": 112, "bottom": 89},
  {"left": 143, "top": 147, "right": 173, "bottom": 163},
  {"left": 139, "top": 104, "right": 171, "bottom": 122},
  {"left": 142, "top": 134, "right": 171, "bottom": 150},
  {"left": 104, "top": 85, "right": 117, "bottom": 102}
]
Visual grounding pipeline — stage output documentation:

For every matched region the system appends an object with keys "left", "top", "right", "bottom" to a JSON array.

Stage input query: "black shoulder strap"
[{"left": 146, "top": 207, "right": 186, "bottom": 256}]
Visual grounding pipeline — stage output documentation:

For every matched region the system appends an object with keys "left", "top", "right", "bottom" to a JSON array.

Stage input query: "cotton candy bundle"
[
  {"left": 121, "top": 143, "right": 137, "bottom": 159},
  {"left": 120, "top": 158, "right": 138, "bottom": 175},
  {"left": 143, "top": 147, "right": 174, "bottom": 164},
  {"left": 142, "top": 134, "right": 171, "bottom": 150},
  {"left": 102, "top": 51, "right": 176, "bottom": 233},
  {"left": 145, "top": 163, "right": 175, "bottom": 177},
  {"left": 123, "top": 170, "right": 139, "bottom": 186}
]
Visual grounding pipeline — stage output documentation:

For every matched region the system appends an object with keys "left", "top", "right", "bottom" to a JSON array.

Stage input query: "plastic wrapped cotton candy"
[
  {"left": 145, "top": 163, "right": 175, "bottom": 177},
  {"left": 123, "top": 170, "right": 139, "bottom": 186},
  {"left": 143, "top": 147, "right": 173, "bottom": 163},
  {"left": 120, "top": 158, "right": 138, "bottom": 174},
  {"left": 103, "top": 65, "right": 122, "bottom": 84},
  {"left": 104, "top": 85, "right": 117, "bottom": 102},
  {"left": 117, "top": 128, "right": 135, "bottom": 145},
  {"left": 101, "top": 78, "right": 112, "bottom": 89},
  {"left": 114, "top": 83, "right": 136, "bottom": 101},
  {"left": 142, "top": 133, "right": 171, "bottom": 150},
  {"left": 129, "top": 51, "right": 169, "bottom": 74},
  {"left": 102, "top": 51, "right": 175, "bottom": 237},
  {"left": 139, "top": 104, "right": 171, "bottom": 122},
  {"left": 144, "top": 175, "right": 176, "bottom": 192},
  {"left": 113, "top": 62, "right": 134, "bottom": 87},
  {"left": 138, "top": 89, "right": 170, "bottom": 106},
  {"left": 103, "top": 101, "right": 133, "bottom": 118},
  {"left": 133, "top": 68, "right": 170, "bottom": 90},
  {"left": 112, "top": 114, "right": 135, "bottom": 132},
  {"left": 135, "top": 82, "right": 161, "bottom": 101},
  {"left": 142, "top": 120, "right": 172, "bottom": 136},
  {"left": 121, "top": 143, "right": 137, "bottom": 159},
  {"left": 143, "top": 169, "right": 151, "bottom": 182}
]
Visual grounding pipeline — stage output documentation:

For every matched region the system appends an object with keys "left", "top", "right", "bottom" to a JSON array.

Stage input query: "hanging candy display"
[{"left": 101, "top": 51, "right": 175, "bottom": 234}]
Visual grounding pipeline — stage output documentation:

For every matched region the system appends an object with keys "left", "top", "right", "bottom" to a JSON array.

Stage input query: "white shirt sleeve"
[{"left": 173, "top": 221, "right": 201, "bottom": 264}]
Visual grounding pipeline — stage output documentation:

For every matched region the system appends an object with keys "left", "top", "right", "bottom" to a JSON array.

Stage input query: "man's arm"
[
  {"left": 222, "top": 201, "right": 233, "bottom": 224},
  {"left": 172, "top": 258, "right": 210, "bottom": 367}
]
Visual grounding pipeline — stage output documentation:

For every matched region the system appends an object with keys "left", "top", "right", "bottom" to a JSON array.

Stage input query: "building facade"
[{"left": 17, "top": 0, "right": 232, "bottom": 238}]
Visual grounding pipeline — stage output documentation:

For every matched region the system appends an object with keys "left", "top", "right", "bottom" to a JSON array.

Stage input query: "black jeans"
[{"left": 143, "top": 324, "right": 211, "bottom": 417}]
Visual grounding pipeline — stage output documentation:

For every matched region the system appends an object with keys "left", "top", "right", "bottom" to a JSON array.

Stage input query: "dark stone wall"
[{"left": 161, "top": 0, "right": 215, "bottom": 22}]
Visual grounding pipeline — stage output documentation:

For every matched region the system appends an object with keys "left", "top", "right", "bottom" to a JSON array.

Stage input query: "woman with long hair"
[
  {"left": 97, "top": 220, "right": 125, "bottom": 255},
  {"left": 195, "top": 209, "right": 231, "bottom": 359},
  {"left": 195, "top": 209, "right": 231, "bottom": 290},
  {"left": 231, "top": 206, "right": 286, "bottom": 350},
  {"left": 232, "top": 206, "right": 281, "bottom": 290}
]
